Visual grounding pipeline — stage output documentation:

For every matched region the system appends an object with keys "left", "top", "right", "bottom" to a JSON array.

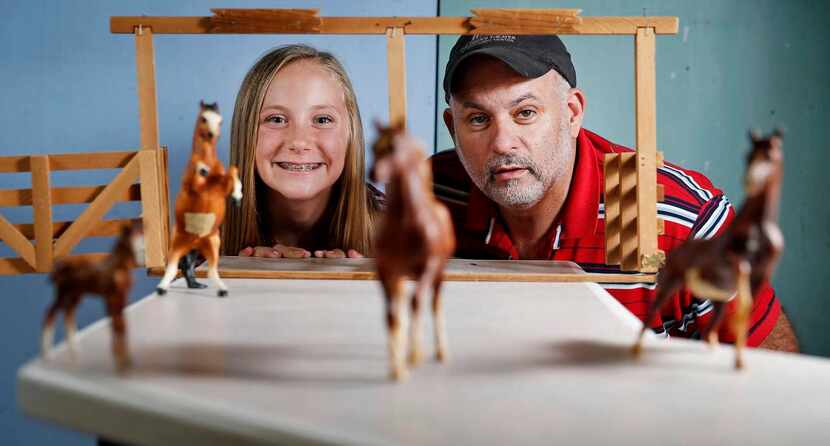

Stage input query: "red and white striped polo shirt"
[{"left": 431, "top": 128, "right": 780, "bottom": 345}]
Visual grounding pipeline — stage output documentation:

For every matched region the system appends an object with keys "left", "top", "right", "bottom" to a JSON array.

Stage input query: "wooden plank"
[
  {"left": 207, "top": 8, "right": 321, "bottom": 33},
  {"left": 0, "top": 253, "right": 109, "bottom": 276},
  {"left": 110, "top": 15, "right": 678, "bottom": 35},
  {"left": 385, "top": 27, "right": 407, "bottom": 128},
  {"left": 0, "top": 213, "right": 35, "bottom": 268},
  {"left": 0, "top": 184, "right": 141, "bottom": 207},
  {"left": 619, "top": 152, "right": 639, "bottom": 271},
  {"left": 470, "top": 8, "right": 581, "bottom": 34},
  {"left": 136, "top": 27, "right": 160, "bottom": 152},
  {"left": 30, "top": 156, "right": 53, "bottom": 272},
  {"left": 14, "top": 219, "right": 134, "bottom": 240},
  {"left": 138, "top": 151, "right": 164, "bottom": 267},
  {"left": 603, "top": 153, "right": 621, "bottom": 265},
  {"left": 635, "top": 27, "right": 659, "bottom": 273},
  {"left": 53, "top": 157, "right": 141, "bottom": 259},
  {"left": 158, "top": 147, "right": 170, "bottom": 256},
  {"left": 657, "top": 184, "right": 665, "bottom": 202},
  {"left": 148, "top": 256, "right": 658, "bottom": 284},
  {"left": 0, "top": 151, "right": 138, "bottom": 173}
]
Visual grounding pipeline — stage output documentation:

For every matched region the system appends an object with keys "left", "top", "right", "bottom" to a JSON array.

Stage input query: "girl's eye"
[
  {"left": 314, "top": 115, "right": 334, "bottom": 125},
  {"left": 264, "top": 115, "right": 285, "bottom": 124}
]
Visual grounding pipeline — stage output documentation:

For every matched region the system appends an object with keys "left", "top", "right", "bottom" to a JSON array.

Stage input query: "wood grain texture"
[
  {"left": 53, "top": 156, "right": 140, "bottom": 259},
  {"left": 635, "top": 27, "right": 659, "bottom": 273},
  {"left": 207, "top": 8, "right": 321, "bottom": 33},
  {"left": 110, "top": 15, "right": 678, "bottom": 35},
  {"left": 0, "top": 151, "right": 138, "bottom": 173},
  {"left": 138, "top": 151, "right": 164, "bottom": 267},
  {"left": 147, "top": 256, "right": 657, "bottom": 283},
  {"left": 136, "top": 28, "right": 159, "bottom": 152},
  {"left": 603, "top": 153, "right": 621, "bottom": 265},
  {"left": 386, "top": 27, "right": 407, "bottom": 128},
  {"left": 30, "top": 156, "right": 53, "bottom": 272},
  {"left": 620, "top": 153, "right": 639, "bottom": 271}
]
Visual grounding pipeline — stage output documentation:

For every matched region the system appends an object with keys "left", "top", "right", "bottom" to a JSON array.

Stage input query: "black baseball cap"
[{"left": 443, "top": 34, "right": 577, "bottom": 103}]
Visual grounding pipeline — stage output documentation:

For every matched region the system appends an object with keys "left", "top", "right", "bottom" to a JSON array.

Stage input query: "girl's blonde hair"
[{"left": 222, "top": 44, "right": 374, "bottom": 255}]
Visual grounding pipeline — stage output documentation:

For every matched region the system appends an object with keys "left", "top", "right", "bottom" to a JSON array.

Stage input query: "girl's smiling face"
[{"left": 255, "top": 59, "right": 349, "bottom": 203}]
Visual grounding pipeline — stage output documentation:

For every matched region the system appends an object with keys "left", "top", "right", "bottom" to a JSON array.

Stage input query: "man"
[{"left": 432, "top": 34, "right": 798, "bottom": 350}]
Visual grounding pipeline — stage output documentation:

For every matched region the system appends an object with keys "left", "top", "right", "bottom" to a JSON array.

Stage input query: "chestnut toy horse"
[
  {"left": 371, "top": 123, "right": 456, "bottom": 381},
  {"left": 44, "top": 221, "right": 144, "bottom": 372},
  {"left": 633, "top": 130, "right": 784, "bottom": 369},
  {"left": 156, "top": 101, "right": 242, "bottom": 297}
]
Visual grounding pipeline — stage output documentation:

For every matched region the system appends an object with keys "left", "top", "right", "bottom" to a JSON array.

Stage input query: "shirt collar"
[{"left": 464, "top": 128, "right": 602, "bottom": 244}]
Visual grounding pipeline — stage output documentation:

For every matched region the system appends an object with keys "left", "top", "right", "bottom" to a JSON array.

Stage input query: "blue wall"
[
  {"left": 0, "top": 1, "right": 437, "bottom": 444},
  {"left": 437, "top": 0, "right": 830, "bottom": 356}
]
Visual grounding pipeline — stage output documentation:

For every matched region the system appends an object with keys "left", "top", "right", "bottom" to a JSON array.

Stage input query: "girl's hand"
[
  {"left": 313, "top": 248, "right": 364, "bottom": 258},
  {"left": 239, "top": 246, "right": 282, "bottom": 258},
  {"left": 238, "top": 244, "right": 311, "bottom": 258}
]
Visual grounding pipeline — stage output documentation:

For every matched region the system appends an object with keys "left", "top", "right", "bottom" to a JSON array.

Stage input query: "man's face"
[{"left": 445, "top": 57, "right": 582, "bottom": 210}]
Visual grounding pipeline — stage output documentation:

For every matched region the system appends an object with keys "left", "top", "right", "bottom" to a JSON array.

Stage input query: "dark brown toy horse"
[
  {"left": 44, "top": 221, "right": 144, "bottom": 372},
  {"left": 371, "top": 123, "right": 456, "bottom": 381},
  {"left": 156, "top": 102, "right": 242, "bottom": 297},
  {"left": 633, "top": 130, "right": 784, "bottom": 369}
]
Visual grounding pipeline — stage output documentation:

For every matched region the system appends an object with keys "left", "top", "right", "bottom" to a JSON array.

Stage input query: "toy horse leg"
[
  {"left": 156, "top": 236, "right": 191, "bottom": 295},
  {"left": 41, "top": 300, "right": 61, "bottom": 357},
  {"left": 107, "top": 294, "right": 131, "bottom": 373},
  {"left": 407, "top": 275, "right": 427, "bottom": 367},
  {"left": 633, "top": 270, "right": 682, "bottom": 356},
  {"left": 179, "top": 250, "right": 207, "bottom": 289},
  {"left": 703, "top": 301, "right": 727, "bottom": 349},
  {"left": 732, "top": 260, "right": 753, "bottom": 370},
  {"left": 64, "top": 297, "right": 82, "bottom": 360},
  {"left": 381, "top": 271, "right": 408, "bottom": 381},
  {"left": 431, "top": 264, "right": 449, "bottom": 362},
  {"left": 202, "top": 233, "right": 227, "bottom": 297}
]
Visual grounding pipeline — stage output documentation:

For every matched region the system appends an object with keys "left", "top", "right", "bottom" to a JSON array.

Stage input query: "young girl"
[{"left": 222, "top": 45, "right": 383, "bottom": 258}]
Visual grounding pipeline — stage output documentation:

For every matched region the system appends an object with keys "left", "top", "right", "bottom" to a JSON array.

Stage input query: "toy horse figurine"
[
  {"left": 156, "top": 101, "right": 242, "bottom": 297},
  {"left": 633, "top": 130, "right": 784, "bottom": 369},
  {"left": 44, "top": 221, "right": 145, "bottom": 372},
  {"left": 371, "top": 123, "right": 456, "bottom": 381}
]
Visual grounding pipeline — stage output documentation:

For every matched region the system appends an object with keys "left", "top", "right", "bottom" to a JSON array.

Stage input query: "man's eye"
[
  {"left": 314, "top": 115, "right": 334, "bottom": 125},
  {"left": 517, "top": 109, "right": 536, "bottom": 119},
  {"left": 469, "top": 114, "right": 488, "bottom": 125}
]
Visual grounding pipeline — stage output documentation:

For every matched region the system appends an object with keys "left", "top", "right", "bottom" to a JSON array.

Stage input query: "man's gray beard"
[{"left": 481, "top": 154, "right": 547, "bottom": 208}]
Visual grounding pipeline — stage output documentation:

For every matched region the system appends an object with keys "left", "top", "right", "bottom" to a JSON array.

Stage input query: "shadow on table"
[{"left": 122, "top": 342, "right": 389, "bottom": 386}]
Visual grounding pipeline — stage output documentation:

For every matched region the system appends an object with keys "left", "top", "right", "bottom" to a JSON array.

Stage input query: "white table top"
[{"left": 17, "top": 278, "right": 830, "bottom": 445}]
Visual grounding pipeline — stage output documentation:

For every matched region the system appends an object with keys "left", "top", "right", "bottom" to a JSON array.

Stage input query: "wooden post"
[
  {"left": 634, "top": 27, "right": 661, "bottom": 272},
  {"left": 135, "top": 26, "right": 168, "bottom": 266},
  {"left": 620, "top": 153, "right": 639, "bottom": 271},
  {"left": 138, "top": 151, "right": 164, "bottom": 267},
  {"left": 135, "top": 26, "right": 160, "bottom": 152},
  {"left": 30, "top": 156, "right": 53, "bottom": 272},
  {"left": 385, "top": 27, "right": 407, "bottom": 127},
  {"left": 603, "top": 154, "right": 621, "bottom": 265}
]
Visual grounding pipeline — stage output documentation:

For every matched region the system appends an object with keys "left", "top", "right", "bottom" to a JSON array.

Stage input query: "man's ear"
[
  {"left": 443, "top": 108, "right": 456, "bottom": 143},
  {"left": 566, "top": 88, "right": 586, "bottom": 138}
]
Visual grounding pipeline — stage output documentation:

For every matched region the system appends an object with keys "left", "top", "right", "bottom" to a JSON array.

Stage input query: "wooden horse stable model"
[
  {"left": 372, "top": 124, "right": 455, "bottom": 381},
  {"left": 44, "top": 221, "right": 145, "bottom": 372},
  {"left": 155, "top": 102, "right": 242, "bottom": 297},
  {"left": 633, "top": 130, "right": 784, "bottom": 369},
  {"left": 111, "top": 8, "right": 678, "bottom": 283}
]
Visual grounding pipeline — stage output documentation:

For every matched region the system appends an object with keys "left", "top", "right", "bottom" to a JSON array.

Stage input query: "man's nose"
[{"left": 489, "top": 117, "right": 519, "bottom": 155}]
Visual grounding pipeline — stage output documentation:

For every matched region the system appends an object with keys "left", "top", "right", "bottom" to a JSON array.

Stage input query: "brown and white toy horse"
[
  {"left": 156, "top": 101, "right": 242, "bottom": 297},
  {"left": 633, "top": 130, "right": 784, "bottom": 369},
  {"left": 44, "top": 221, "right": 145, "bottom": 372},
  {"left": 371, "top": 123, "right": 456, "bottom": 381}
]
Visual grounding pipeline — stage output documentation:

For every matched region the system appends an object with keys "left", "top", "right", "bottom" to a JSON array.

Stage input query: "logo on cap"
[{"left": 461, "top": 35, "right": 517, "bottom": 52}]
